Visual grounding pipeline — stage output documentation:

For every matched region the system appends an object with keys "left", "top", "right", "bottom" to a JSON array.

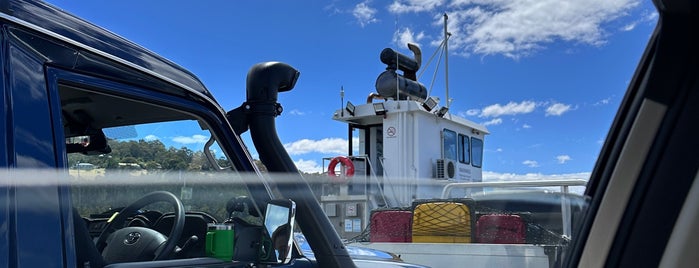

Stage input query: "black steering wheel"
[{"left": 96, "top": 191, "right": 185, "bottom": 263}]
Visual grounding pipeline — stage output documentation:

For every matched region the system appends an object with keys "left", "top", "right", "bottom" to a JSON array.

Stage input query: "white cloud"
[
  {"left": 289, "top": 109, "right": 306, "bottom": 116},
  {"left": 621, "top": 22, "right": 637, "bottom": 31},
  {"left": 483, "top": 171, "right": 591, "bottom": 194},
  {"left": 294, "top": 159, "right": 323, "bottom": 174},
  {"left": 483, "top": 171, "right": 590, "bottom": 194},
  {"left": 484, "top": 171, "right": 590, "bottom": 182},
  {"left": 644, "top": 10, "right": 658, "bottom": 22},
  {"left": 522, "top": 124, "right": 532, "bottom": 129},
  {"left": 522, "top": 160, "right": 539, "bottom": 168},
  {"left": 621, "top": 9, "right": 658, "bottom": 32},
  {"left": 479, "top": 101, "right": 536, "bottom": 118},
  {"left": 557, "top": 155, "right": 572, "bottom": 164},
  {"left": 389, "top": 0, "right": 639, "bottom": 58},
  {"left": 389, "top": 0, "right": 445, "bottom": 13},
  {"left": 545, "top": 102, "right": 572, "bottom": 116},
  {"left": 353, "top": 1, "right": 379, "bottom": 27},
  {"left": 172, "top": 134, "right": 208, "bottom": 144},
  {"left": 284, "top": 137, "right": 359, "bottom": 155},
  {"left": 323, "top": 2, "right": 343, "bottom": 15},
  {"left": 144, "top": 135, "right": 159, "bottom": 141},
  {"left": 481, "top": 118, "right": 502, "bottom": 126},
  {"left": 594, "top": 97, "right": 612, "bottom": 106},
  {"left": 465, "top": 109, "right": 480, "bottom": 116},
  {"left": 393, "top": 27, "right": 426, "bottom": 48}
]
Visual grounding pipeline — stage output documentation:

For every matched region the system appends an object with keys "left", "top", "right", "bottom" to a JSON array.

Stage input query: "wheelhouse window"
[
  {"left": 458, "top": 134, "right": 470, "bottom": 164},
  {"left": 471, "top": 137, "right": 483, "bottom": 168},
  {"left": 442, "top": 129, "right": 457, "bottom": 161}
]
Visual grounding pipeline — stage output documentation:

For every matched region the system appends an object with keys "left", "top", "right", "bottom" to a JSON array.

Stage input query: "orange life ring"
[{"left": 327, "top": 156, "right": 355, "bottom": 183}]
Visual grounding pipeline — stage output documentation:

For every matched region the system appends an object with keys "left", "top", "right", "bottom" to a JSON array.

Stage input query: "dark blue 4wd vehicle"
[{"left": 0, "top": 1, "right": 426, "bottom": 267}]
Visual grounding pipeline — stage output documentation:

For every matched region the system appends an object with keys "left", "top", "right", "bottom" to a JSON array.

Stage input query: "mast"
[{"left": 444, "top": 13, "right": 450, "bottom": 108}]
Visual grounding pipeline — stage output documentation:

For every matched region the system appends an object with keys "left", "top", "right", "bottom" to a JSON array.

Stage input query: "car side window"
[{"left": 53, "top": 72, "right": 263, "bottom": 262}]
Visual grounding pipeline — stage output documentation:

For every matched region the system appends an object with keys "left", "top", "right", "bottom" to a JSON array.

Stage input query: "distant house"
[
  {"left": 75, "top": 163, "right": 95, "bottom": 170},
  {"left": 118, "top": 163, "right": 142, "bottom": 169}
]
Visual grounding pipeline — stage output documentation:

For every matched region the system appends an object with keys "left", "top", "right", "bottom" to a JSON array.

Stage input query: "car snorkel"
[{"left": 227, "top": 62, "right": 355, "bottom": 268}]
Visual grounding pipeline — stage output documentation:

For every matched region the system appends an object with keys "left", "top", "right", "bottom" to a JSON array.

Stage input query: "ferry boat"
[{"left": 316, "top": 15, "right": 587, "bottom": 268}]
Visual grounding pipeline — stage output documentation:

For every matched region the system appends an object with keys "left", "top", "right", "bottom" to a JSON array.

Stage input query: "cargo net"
[
  {"left": 475, "top": 204, "right": 568, "bottom": 246},
  {"left": 346, "top": 227, "right": 372, "bottom": 243},
  {"left": 360, "top": 208, "right": 413, "bottom": 243},
  {"left": 412, "top": 202, "right": 472, "bottom": 242},
  {"left": 354, "top": 200, "right": 570, "bottom": 246}
]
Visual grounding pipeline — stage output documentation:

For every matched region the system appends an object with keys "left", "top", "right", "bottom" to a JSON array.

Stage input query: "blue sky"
[{"left": 46, "top": 0, "right": 657, "bottom": 180}]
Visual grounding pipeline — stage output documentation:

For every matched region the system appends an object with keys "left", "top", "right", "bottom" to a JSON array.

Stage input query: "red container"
[
  {"left": 476, "top": 214, "right": 526, "bottom": 244},
  {"left": 370, "top": 210, "right": 412, "bottom": 242}
]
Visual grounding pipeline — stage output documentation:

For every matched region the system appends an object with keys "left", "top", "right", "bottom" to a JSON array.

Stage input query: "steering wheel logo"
[{"left": 124, "top": 232, "right": 142, "bottom": 245}]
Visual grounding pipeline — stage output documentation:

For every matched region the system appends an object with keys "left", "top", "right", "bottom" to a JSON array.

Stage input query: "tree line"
[{"left": 68, "top": 139, "right": 226, "bottom": 171}]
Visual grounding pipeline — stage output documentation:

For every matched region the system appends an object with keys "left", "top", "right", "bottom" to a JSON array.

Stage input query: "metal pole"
[
  {"left": 364, "top": 155, "right": 369, "bottom": 230},
  {"left": 561, "top": 185, "right": 572, "bottom": 238},
  {"left": 348, "top": 125, "right": 353, "bottom": 156},
  {"left": 443, "top": 13, "right": 450, "bottom": 108}
]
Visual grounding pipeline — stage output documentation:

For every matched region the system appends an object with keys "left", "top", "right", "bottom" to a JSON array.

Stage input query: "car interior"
[{"left": 60, "top": 81, "right": 267, "bottom": 267}]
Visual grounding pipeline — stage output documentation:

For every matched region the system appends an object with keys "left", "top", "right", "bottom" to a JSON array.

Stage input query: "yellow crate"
[{"left": 411, "top": 202, "right": 472, "bottom": 243}]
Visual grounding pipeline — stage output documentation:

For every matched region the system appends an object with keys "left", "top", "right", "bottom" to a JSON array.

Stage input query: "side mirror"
[{"left": 259, "top": 199, "right": 296, "bottom": 264}]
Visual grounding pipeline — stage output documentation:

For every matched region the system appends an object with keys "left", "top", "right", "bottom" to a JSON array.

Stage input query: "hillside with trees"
[{"left": 69, "top": 139, "right": 226, "bottom": 171}]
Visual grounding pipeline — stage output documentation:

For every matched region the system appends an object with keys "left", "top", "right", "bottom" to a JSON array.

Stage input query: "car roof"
[{"left": 0, "top": 0, "right": 215, "bottom": 102}]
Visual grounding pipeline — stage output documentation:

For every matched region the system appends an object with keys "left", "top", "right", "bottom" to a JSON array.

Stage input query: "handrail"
[
  {"left": 441, "top": 179, "right": 587, "bottom": 238},
  {"left": 441, "top": 179, "right": 587, "bottom": 198}
]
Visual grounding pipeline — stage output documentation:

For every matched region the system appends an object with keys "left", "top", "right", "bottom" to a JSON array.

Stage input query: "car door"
[
  {"left": 0, "top": 20, "right": 72, "bottom": 268},
  {"left": 567, "top": 0, "right": 699, "bottom": 267}
]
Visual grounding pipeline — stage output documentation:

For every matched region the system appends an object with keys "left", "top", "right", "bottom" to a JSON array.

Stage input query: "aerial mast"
[{"left": 444, "top": 13, "right": 451, "bottom": 108}]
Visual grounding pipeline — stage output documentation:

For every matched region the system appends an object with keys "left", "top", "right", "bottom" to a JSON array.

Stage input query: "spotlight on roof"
[
  {"left": 436, "top": 106, "right": 449, "bottom": 118},
  {"left": 345, "top": 101, "right": 356, "bottom": 116},
  {"left": 422, "top": 96, "right": 439, "bottom": 111},
  {"left": 373, "top": 102, "right": 386, "bottom": 116}
]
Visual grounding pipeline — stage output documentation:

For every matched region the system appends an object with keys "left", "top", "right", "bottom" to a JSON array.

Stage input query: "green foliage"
[{"left": 68, "top": 139, "right": 211, "bottom": 172}]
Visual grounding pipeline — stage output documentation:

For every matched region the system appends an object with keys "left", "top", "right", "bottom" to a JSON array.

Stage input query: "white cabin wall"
[
  {"left": 381, "top": 101, "right": 416, "bottom": 207},
  {"left": 414, "top": 112, "right": 448, "bottom": 200},
  {"left": 415, "top": 112, "right": 443, "bottom": 179}
]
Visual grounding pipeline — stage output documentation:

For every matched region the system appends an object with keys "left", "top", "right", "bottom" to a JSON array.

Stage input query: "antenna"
[
  {"left": 444, "top": 13, "right": 451, "bottom": 108},
  {"left": 340, "top": 86, "right": 345, "bottom": 116},
  {"left": 416, "top": 15, "right": 451, "bottom": 101}
]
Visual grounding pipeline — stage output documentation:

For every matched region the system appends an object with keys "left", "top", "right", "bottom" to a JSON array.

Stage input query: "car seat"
[{"left": 73, "top": 208, "right": 106, "bottom": 268}]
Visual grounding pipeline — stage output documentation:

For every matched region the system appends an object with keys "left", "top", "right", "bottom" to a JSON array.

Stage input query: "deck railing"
[{"left": 441, "top": 179, "right": 588, "bottom": 238}]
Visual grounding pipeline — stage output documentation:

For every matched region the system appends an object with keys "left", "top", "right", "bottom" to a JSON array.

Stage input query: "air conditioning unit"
[{"left": 434, "top": 159, "right": 456, "bottom": 180}]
